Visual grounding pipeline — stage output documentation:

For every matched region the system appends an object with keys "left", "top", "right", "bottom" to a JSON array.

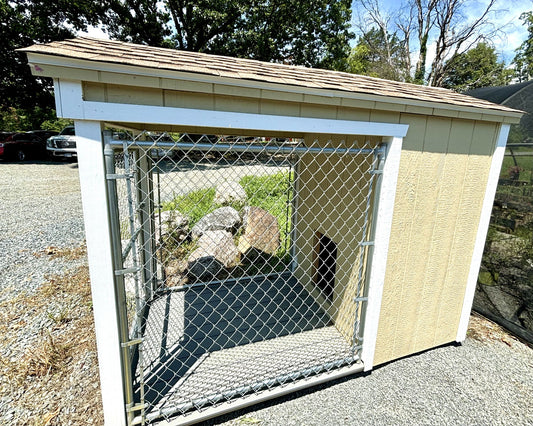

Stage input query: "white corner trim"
[
  {"left": 456, "top": 124, "right": 511, "bottom": 342},
  {"left": 360, "top": 136, "right": 403, "bottom": 371},
  {"left": 75, "top": 120, "right": 128, "bottom": 426},
  {"left": 55, "top": 79, "right": 409, "bottom": 137}
]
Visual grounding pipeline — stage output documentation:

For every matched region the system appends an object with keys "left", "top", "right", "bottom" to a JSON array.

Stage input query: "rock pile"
[{"left": 158, "top": 182, "right": 281, "bottom": 284}]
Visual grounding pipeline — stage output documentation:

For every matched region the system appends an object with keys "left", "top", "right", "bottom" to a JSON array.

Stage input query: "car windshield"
[{"left": 60, "top": 127, "right": 75, "bottom": 136}]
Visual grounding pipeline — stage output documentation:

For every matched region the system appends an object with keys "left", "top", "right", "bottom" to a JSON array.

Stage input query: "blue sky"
[{"left": 350, "top": 0, "right": 533, "bottom": 64}]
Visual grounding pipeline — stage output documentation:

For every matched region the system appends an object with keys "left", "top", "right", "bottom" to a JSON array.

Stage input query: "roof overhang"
[{"left": 24, "top": 51, "right": 524, "bottom": 125}]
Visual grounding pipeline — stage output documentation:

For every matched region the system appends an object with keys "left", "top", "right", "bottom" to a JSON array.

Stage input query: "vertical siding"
[{"left": 373, "top": 117, "right": 497, "bottom": 365}]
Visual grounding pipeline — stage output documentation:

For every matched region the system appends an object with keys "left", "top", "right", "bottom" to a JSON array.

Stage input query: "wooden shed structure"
[{"left": 22, "top": 38, "right": 522, "bottom": 426}]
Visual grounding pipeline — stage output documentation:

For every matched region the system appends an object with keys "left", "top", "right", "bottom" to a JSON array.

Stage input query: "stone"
[
  {"left": 214, "top": 181, "right": 247, "bottom": 205},
  {"left": 154, "top": 210, "right": 189, "bottom": 244},
  {"left": 164, "top": 259, "right": 188, "bottom": 287},
  {"left": 191, "top": 206, "right": 241, "bottom": 239},
  {"left": 238, "top": 206, "right": 280, "bottom": 256},
  {"left": 187, "top": 230, "right": 241, "bottom": 280}
]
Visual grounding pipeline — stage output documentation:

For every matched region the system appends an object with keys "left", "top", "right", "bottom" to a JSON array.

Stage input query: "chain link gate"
[{"left": 103, "top": 130, "right": 384, "bottom": 425}]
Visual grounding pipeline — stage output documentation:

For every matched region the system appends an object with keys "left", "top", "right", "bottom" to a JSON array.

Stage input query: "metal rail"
[{"left": 107, "top": 139, "right": 384, "bottom": 156}]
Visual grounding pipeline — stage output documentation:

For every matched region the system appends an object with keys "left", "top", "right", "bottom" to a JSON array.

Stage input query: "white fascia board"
[
  {"left": 360, "top": 136, "right": 403, "bottom": 371},
  {"left": 26, "top": 53, "right": 522, "bottom": 121},
  {"left": 456, "top": 123, "right": 511, "bottom": 342},
  {"left": 55, "top": 79, "right": 409, "bottom": 137}
]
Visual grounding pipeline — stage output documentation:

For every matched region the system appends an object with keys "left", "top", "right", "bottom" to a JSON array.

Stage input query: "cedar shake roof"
[{"left": 21, "top": 37, "right": 522, "bottom": 115}]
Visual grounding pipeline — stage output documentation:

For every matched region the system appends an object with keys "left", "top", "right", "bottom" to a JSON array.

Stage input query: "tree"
[
  {"left": 441, "top": 42, "right": 512, "bottom": 92},
  {"left": 103, "top": 0, "right": 353, "bottom": 70},
  {"left": 513, "top": 11, "right": 533, "bottom": 82},
  {"left": 352, "top": 0, "right": 503, "bottom": 86},
  {"left": 0, "top": 0, "right": 107, "bottom": 129},
  {"left": 347, "top": 27, "right": 409, "bottom": 81}
]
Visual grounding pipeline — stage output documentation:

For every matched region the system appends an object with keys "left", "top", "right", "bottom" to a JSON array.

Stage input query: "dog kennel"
[{"left": 22, "top": 37, "right": 522, "bottom": 425}]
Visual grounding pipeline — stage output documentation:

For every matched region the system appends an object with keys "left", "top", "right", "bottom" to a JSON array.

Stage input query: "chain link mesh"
[{"left": 107, "top": 131, "right": 382, "bottom": 424}]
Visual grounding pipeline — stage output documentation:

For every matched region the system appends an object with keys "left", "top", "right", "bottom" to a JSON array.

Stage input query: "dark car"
[
  {"left": 0, "top": 130, "right": 58, "bottom": 161},
  {"left": 0, "top": 132, "right": 16, "bottom": 158}
]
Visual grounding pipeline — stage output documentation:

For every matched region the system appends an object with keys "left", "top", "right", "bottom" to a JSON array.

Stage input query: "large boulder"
[
  {"left": 214, "top": 182, "right": 247, "bottom": 206},
  {"left": 187, "top": 230, "right": 240, "bottom": 280},
  {"left": 238, "top": 206, "right": 280, "bottom": 256},
  {"left": 191, "top": 206, "right": 241, "bottom": 239}
]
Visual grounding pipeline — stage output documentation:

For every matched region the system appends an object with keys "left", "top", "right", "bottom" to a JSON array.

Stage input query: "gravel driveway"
[
  {"left": 1, "top": 161, "right": 533, "bottom": 425},
  {"left": 0, "top": 162, "right": 85, "bottom": 299}
]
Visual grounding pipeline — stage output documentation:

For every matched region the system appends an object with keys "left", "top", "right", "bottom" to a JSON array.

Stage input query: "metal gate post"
[
  {"left": 75, "top": 121, "right": 131, "bottom": 426},
  {"left": 134, "top": 143, "right": 157, "bottom": 299}
]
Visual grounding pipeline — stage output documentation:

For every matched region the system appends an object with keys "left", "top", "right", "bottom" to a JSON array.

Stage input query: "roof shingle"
[{"left": 21, "top": 37, "right": 521, "bottom": 115}]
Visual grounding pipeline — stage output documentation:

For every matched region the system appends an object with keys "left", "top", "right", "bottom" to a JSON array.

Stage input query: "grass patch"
[
  {"left": 0, "top": 245, "right": 103, "bottom": 425},
  {"left": 163, "top": 187, "right": 216, "bottom": 227}
]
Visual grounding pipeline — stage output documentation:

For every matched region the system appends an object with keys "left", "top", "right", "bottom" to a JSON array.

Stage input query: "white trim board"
[
  {"left": 360, "top": 136, "right": 403, "bottom": 370},
  {"left": 75, "top": 120, "right": 128, "bottom": 426},
  {"left": 456, "top": 123, "right": 511, "bottom": 342},
  {"left": 56, "top": 79, "right": 409, "bottom": 137}
]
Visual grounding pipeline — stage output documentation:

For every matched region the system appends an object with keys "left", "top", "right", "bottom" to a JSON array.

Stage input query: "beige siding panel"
[
  {"left": 261, "top": 89, "right": 304, "bottom": 103},
  {"left": 457, "top": 111, "right": 483, "bottom": 121},
  {"left": 470, "top": 121, "right": 498, "bottom": 155},
  {"left": 415, "top": 122, "right": 475, "bottom": 348},
  {"left": 433, "top": 108, "right": 460, "bottom": 118},
  {"left": 373, "top": 115, "right": 428, "bottom": 363},
  {"left": 389, "top": 118, "right": 452, "bottom": 357},
  {"left": 373, "top": 116, "right": 499, "bottom": 365},
  {"left": 405, "top": 105, "right": 433, "bottom": 115},
  {"left": 214, "top": 83, "right": 261, "bottom": 98},
  {"left": 304, "top": 94, "right": 341, "bottom": 106},
  {"left": 106, "top": 84, "right": 164, "bottom": 106},
  {"left": 99, "top": 71, "right": 160, "bottom": 88},
  {"left": 83, "top": 81, "right": 107, "bottom": 102},
  {"left": 164, "top": 90, "right": 214, "bottom": 110},
  {"left": 336, "top": 107, "right": 371, "bottom": 122},
  {"left": 259, "top": 99, "right": 301, "bottom": 117},
  {"left": 435, "top": 154, "right": 492, "bottom": 344},
  {"left": 300, "top": 103, "right": 338, "bottom": 119},
  {"left": 374, "top": 101, "right": 406, "bottom": 112},
  {"left": 340, "top": 97, "right": 375, "bottom": 110},
  {"left": 160, "top": 78, "right": 213, "bottom": 93},
  {"left": 369, "top": 110, "right": 401, "bottom": 124},
  {"left": 214, "top": 95, "right": 260, "bottom": 114},
  {"left": 400, "top": 114, "right": 427, "bottom": 151}
]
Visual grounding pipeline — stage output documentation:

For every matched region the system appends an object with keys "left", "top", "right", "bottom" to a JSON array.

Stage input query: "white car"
[{"left": 46, "top": 126, "right": 77, "bottom": 159}]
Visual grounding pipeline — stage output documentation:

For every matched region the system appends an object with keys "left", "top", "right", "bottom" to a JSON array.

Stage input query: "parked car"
[
  {"left": 0, "top": 130, "right": 58, "bottom": 161},
  {"left": 46, "top": 125, "right": 77, "bottom": 159},
  {"left": 0, "top": 132, "right": 16, "bottom": 158}
]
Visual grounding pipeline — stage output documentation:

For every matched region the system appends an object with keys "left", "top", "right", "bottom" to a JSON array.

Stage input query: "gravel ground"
[
  {"left": 0, "top": 161, "right": 86, "bottom": 300},
  {"left": 1, "top": 160, "right": 533, "bottom": 426}
]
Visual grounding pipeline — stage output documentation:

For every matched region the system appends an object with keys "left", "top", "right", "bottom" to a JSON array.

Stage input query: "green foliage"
[
  {"left": 163, "top": 188, "right": 217, "bottom": 227},
  {"left": 40, "top": 118, "right": 74, "bottom": 132},
  {"left": 1, "top": 0, "right": 108, "bottom": 129},
  {"left": 0, "top": 106, "right": 56, "bottom": 131},
  {"left": 513, "top": 12, "right": 533, "bottom": 82},
  {"left": 442, "top": 43, "right": 512, "bottom": 92},
  {"left": 105, "top": 0, "right": 353, "bottom": 71},
  {"left": 346, "top": 27, "right": 409, "bottom": 81}
]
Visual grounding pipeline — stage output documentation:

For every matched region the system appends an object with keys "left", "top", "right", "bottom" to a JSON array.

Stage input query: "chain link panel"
[{"left": 106, "top": 131, "right": 382, "bottom": 424}]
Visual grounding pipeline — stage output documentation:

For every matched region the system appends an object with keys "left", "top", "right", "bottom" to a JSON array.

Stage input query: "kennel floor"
[{"left": 134, "top": 274, "right": 358, "bottom": 420}]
